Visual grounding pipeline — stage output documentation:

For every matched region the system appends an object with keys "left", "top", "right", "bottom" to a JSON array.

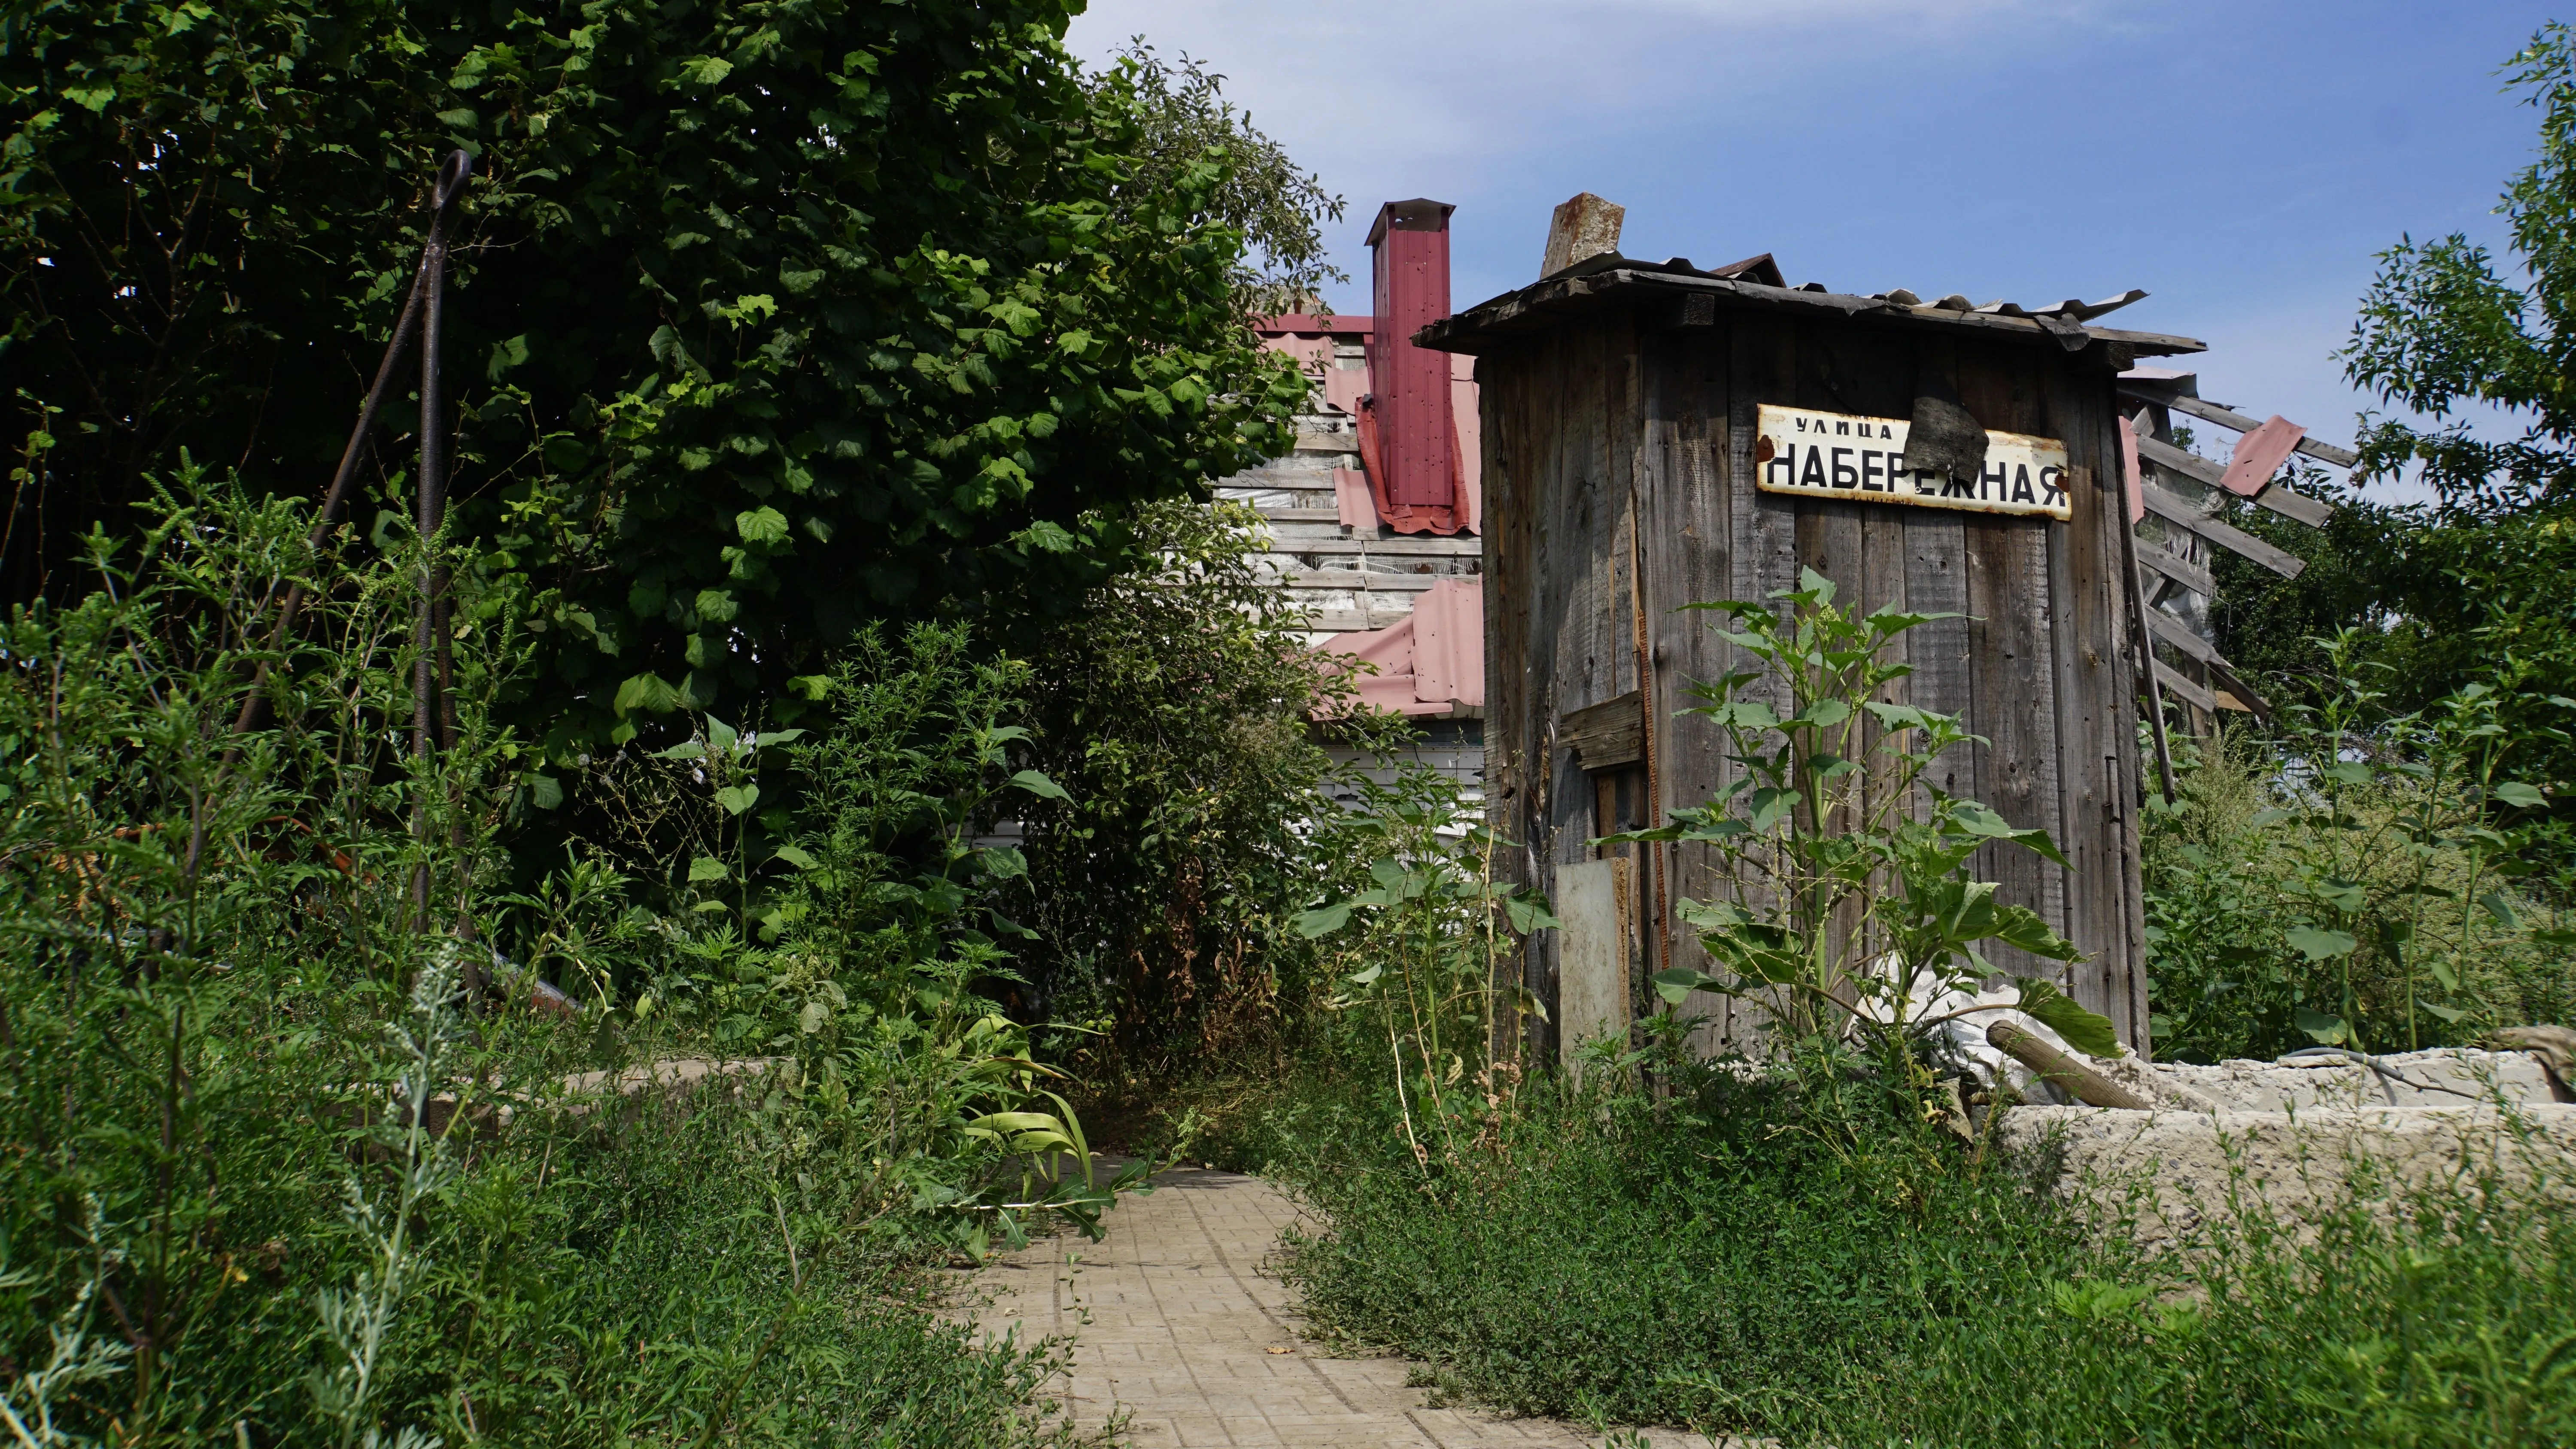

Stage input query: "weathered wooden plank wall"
[{"left": 1481, "top": 305, "right": 2149, "bottom": 1059}]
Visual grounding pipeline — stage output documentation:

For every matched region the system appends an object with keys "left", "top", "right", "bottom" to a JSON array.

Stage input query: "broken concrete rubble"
[{"left": 1995, "top": 1047, "right": 2576, "bottom": 1254}]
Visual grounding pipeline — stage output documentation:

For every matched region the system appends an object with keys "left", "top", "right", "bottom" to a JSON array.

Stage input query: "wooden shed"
[{"left": 1419, "top": 256, "right": 2207, "bottom": 1060}]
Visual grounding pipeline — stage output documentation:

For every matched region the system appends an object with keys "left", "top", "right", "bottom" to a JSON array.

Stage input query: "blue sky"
[{"left": 1067, "top": 1, "right": 2565, "bottom": 499}]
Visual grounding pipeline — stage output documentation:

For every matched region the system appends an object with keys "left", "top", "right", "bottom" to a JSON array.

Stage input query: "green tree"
[
  {"left": 2, "top": 0, "right": 1311, "bottom": 758},
  {"left": 2202, "top": 23, "right": 2576, "bottom": 796},
  {"left": 2347, "top": 22, "right": 2576, "bottom": 514},
  {"left": 1100, "top": 41, "right": 1347, "bottom": 318}
]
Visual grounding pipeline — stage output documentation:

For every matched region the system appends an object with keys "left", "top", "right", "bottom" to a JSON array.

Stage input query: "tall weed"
[
  {"left": 2146, "top": 632, "right": 2576, "bottom": 1061},
  {"left": 0, "top": 471, "right": 1096, "bottom": 1444},
  {"left": 1013, "top": 498, "right": 1402, "bottom": 1069},
  {"left": 1618, "top": 568, "right": 2113, "bottom": 1076}
]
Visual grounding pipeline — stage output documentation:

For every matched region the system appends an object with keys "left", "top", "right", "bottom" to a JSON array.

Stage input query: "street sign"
[{"left": 1753, "top": 404, "right": 2071, "bottom": 521}]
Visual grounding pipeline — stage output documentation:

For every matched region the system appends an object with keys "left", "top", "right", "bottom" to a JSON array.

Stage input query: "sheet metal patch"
[{"left": 1753, "top": 404, "right": 2071, "bottom": 521}]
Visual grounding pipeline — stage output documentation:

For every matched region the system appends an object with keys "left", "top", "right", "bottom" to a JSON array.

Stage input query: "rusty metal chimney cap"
[{"left": 1367, "top": 199, "right": 1455, "bottom": 247}]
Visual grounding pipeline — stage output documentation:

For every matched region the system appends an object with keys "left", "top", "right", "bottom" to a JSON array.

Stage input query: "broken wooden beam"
[
  {"left": 2138, "top": 546, "right": 2217, "bottom": 597},
  {"left": 2134, "top": 430, "right": 2333, "bottom": 527},
  {"left": 2154, "top": 659, "right": 2220, "bottom": 714},
  {"left": 2248, "top": 482, "right": 2335, "bottom": 529},
  {"left": 2206, "top": 654, "right": 2271, "bottom": 719},
  {"left": 2144, "top": 606, "right": 2220, "bottom": 666},
  {"left": 2141, "top": 483, "right": 2306, "bottom": 578},
  {"left": 1279, "top": 570, "right": 1445, "bottom": 591},
  {"left": 2118, "top": 381, "right": 2363, "bottom": 468},
  {"left": 2142, "top": 615, "right": 2268, "bottom": 715},
  {"left": 1988, "top": 1020, "right": 2152, "bottom": 1108}
]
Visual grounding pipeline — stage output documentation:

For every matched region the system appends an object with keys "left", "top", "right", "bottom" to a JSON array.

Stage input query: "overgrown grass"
[{"left": 1244, "top": 1062, "right": 2576, "bottom": 1447}]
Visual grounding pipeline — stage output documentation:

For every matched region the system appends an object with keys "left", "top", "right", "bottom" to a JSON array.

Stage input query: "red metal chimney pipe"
[{"left": 1366, "top": 199, "right": 1461, "bottom": 534}]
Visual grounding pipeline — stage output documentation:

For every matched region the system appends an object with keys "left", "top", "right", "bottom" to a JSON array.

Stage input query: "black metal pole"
[
  {"left": 412, "top": 150, "right": 472, "bottom": 933},
  {"left": 221, "top": 266, "right": 428, "bottom": 754}
]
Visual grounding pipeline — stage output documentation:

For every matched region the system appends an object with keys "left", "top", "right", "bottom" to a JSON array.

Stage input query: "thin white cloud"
[
  {"left": 1068, "top": 0, "right": 2540, "bottom": 461},
  {"left": 1068, "top": 0, "right": 2117, "bottom": 208}
]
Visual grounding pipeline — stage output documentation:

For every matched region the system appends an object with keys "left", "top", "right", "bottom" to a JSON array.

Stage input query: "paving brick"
[{"left": 958, "top": 1165, "right": 1728, "bottom": 1449}]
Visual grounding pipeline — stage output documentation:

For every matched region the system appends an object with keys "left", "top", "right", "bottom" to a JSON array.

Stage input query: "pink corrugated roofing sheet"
[
  {"left": 1411, "top": 577, "right": 1483, "bottom": 709},
  {"left": 1259, "top": 333, "right": 1331, "bottom": 372},
  {"left": 1317, "top": 613, "right": 1429, "bottom": 713},
  {"left": 1319, "top": 576, "right": 1484, "bottom": 715},
  {"left": 1314, "top": 577, "right": 1483, "bottom": 717},
  {"left": 2221, "top": 415, "right": 2306, "bottom": 497},
  {"left": 1333, "top": 467, "right": 1375, "bottom": 530},
  {"left": 1323, "top": 366, "right": 1369, "bottom": 419},
  {"left": 1450, "top": 354, "right": 1482, "bottom": 534}
]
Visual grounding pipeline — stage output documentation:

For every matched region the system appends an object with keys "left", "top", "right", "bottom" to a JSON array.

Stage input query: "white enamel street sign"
[{"left": 1753, "top": 404, "right": 2071, "bottom": 521}]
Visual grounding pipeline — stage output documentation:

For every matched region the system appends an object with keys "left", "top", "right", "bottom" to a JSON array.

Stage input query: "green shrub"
[
  {"left": 2145, "top": 634, "right": 2576, "bottom": 1063},
  {"left": 1, "top": 0, "right": 1313, "bottom": 744},
  {"left": 1012, "top": 499, "right": 1382, "bottom": 1067},
  {"left": 0, "top": 475, "right": 1098, "bottom": 1444}
]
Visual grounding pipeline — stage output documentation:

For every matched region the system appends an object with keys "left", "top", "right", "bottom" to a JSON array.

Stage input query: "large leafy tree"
[
  {"left": 2, "top": 0, "right": 1308, "bottom": 755},
  {"left": 2206, "top": 23, "right": 2576, "bottom": 792},
  {"left": 2346, "top": 22, "right": 2576, "bottom": 515}
]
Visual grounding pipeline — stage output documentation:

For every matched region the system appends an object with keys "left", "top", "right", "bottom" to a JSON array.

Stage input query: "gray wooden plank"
[
  {"left": 1537, "top": 319, "right": 1625, "bottom": 1059},
  {"left": 1722, "top": 316, "right": 1807, "bottom": 1048},
  {"left": 2249, "top": 484, "right": 2334, "bottom": 528},
  {"left": 1743, "top": 318, "right": 1806, "bottom": 685},
  {"left": 2154, "top": 658, "right": 2218, "bottom": 713},
  {"left": 1477, "top": 340, "right": 1532, "bottom": 1062},
  {"left": 1645, "top": 324, "right": 1738, "bottom": 1048},
  {"left": 2131, "top": 431, "right": 2229, "bottom": 489},
  {"left": 1958, "top": 346, "right": 2064, "bottom": 982},
  {"left": 1902, "top": 343, "right": 1978, "bottom": 820},
  {"left": 2044, "top": 356, "right": 2148, "bottom": 1048},
  {"left": 1822, "top": 332, "right": 1921, "bottom": 837},
  {"left": 2138, "top": 544, "right": 2217, "bottom": 597},
  {"left": 2143, "top": 606, "right": 2224, "bottom": 665},
  {"left": 2140, "top": 483, "right": 2306, "bottom": 577},
  {"left": 1608, "top": 318, "right": 1663, "bottom": 982},
  {"left": 2117, "top": 381, "right": 2362, "bottom": 468},
  {"left": 1278, "top": 572, "right": 1444, "bottom": 591}
]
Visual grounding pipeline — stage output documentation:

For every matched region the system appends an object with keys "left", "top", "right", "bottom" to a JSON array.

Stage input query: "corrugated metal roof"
[{"left": 1419, "top": 265, "right": 2205, "bottom": 358}]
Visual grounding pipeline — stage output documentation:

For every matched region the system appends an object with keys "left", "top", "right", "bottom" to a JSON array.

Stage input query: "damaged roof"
[{"left": 1417, "top": 252, "right": 2205, "bottom": 361}]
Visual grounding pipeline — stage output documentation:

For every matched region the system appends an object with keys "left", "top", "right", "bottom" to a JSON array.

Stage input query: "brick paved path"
[{"left": 967, "top": 1165, "right": 1720, "bottom": 1448}]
